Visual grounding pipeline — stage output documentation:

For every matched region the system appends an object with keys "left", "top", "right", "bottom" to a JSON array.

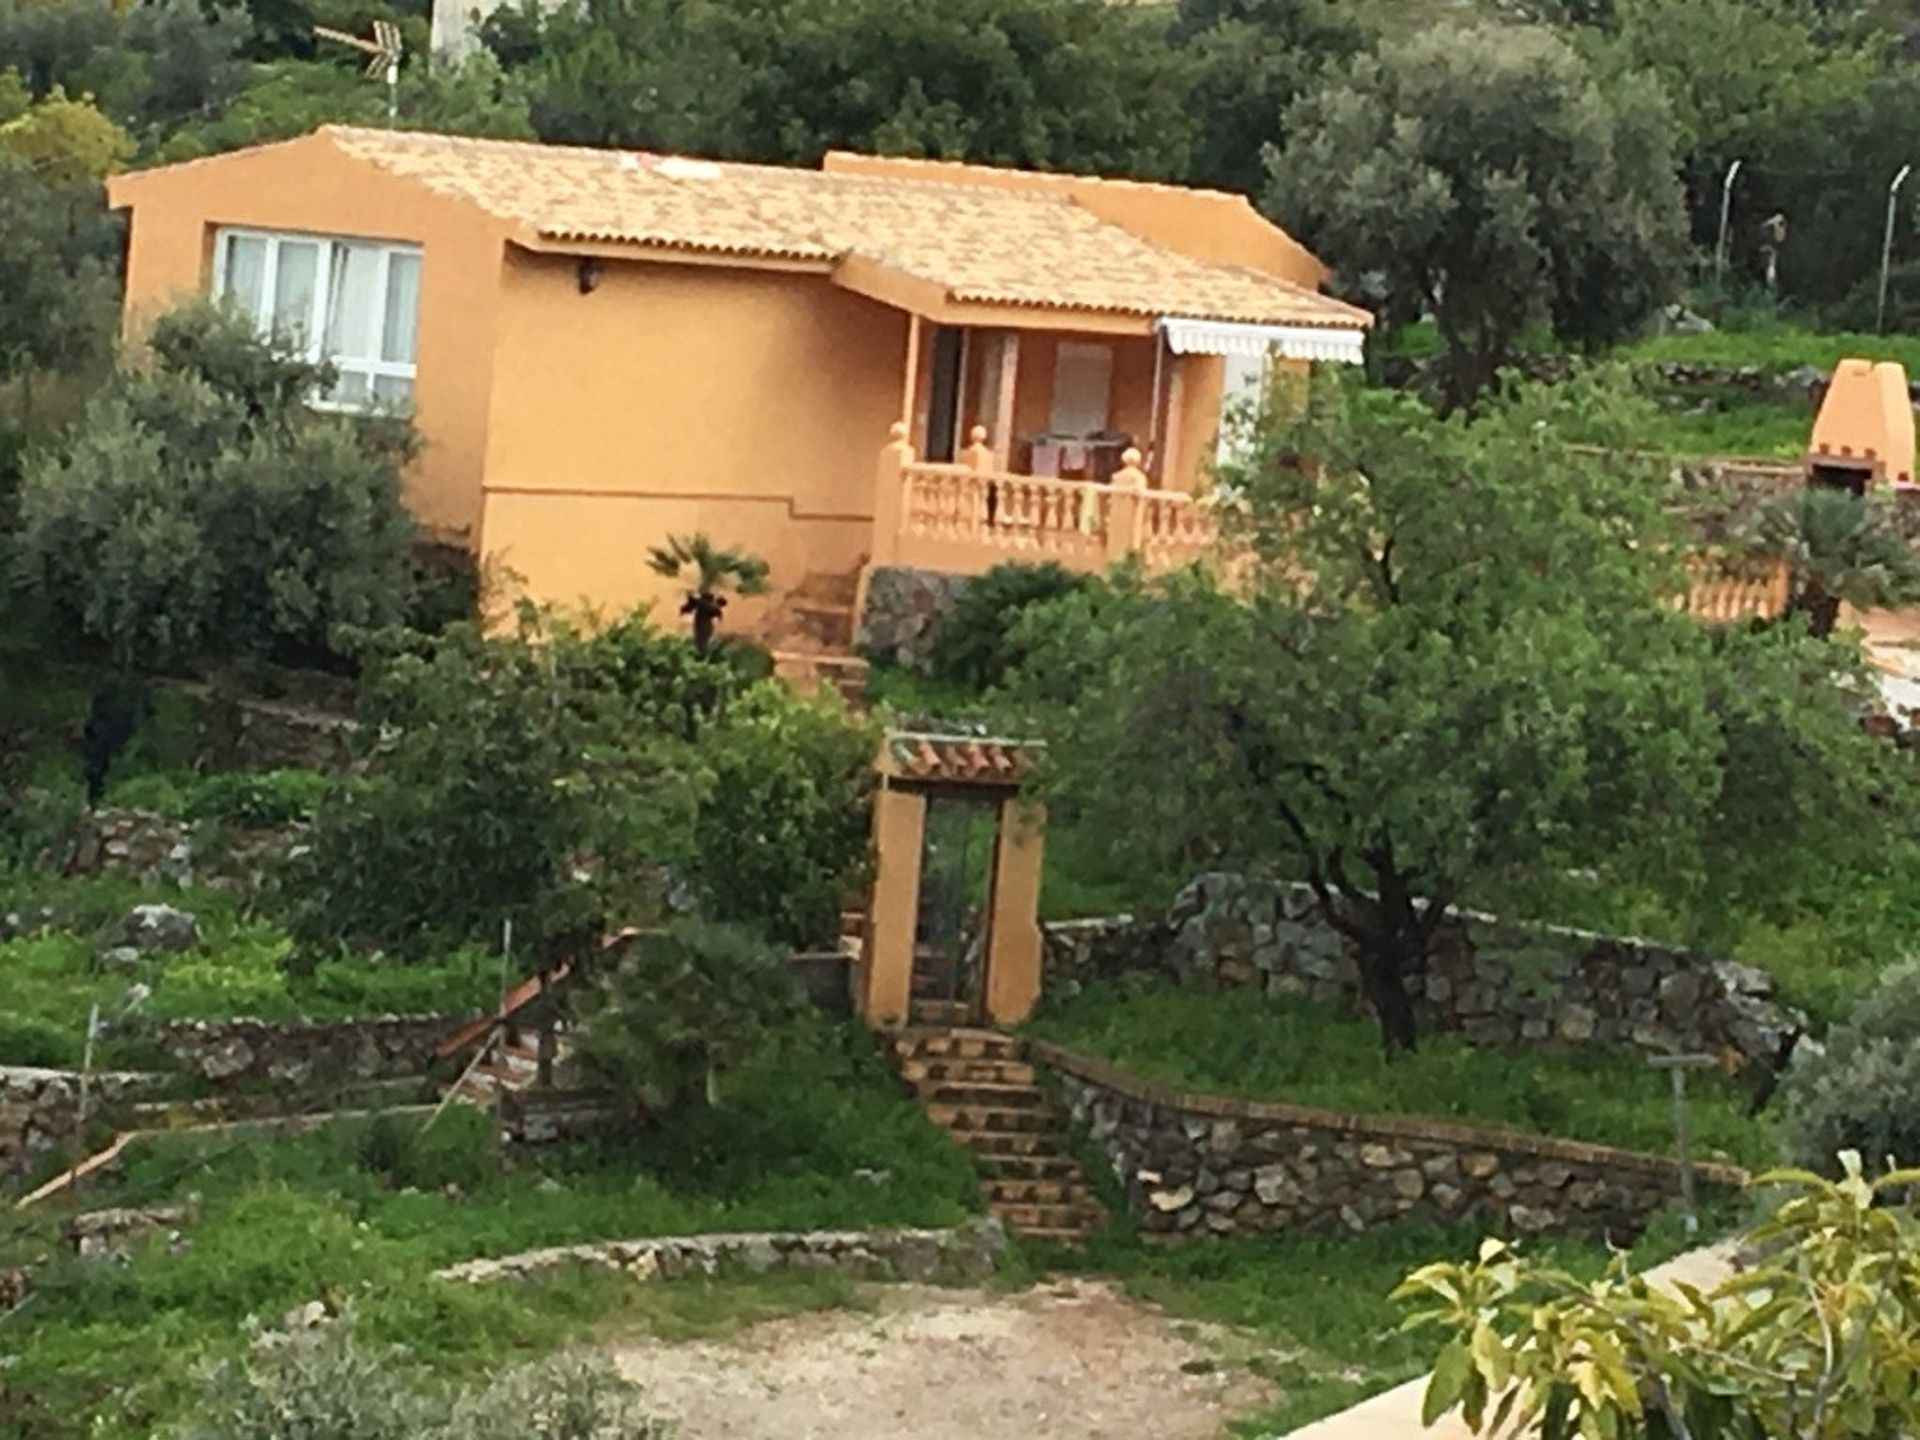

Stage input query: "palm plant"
[
  {"left": 645, "top": 533, "right": 769, "bottom": 654},
  {"left": 1752, "top": 487, "right": 1920, "bottom": 639}
]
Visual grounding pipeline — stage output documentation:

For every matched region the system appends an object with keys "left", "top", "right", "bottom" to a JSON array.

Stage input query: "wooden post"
[
  {"left": 1105, "top": 446, "right": 1148, "bottom": 563},
  {"left": 871, "top": 422, "right": 912, "bottom": 568}
]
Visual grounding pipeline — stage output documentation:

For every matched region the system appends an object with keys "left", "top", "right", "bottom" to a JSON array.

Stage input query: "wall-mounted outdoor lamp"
[{"left": 577, "top": 257, "right": 602, "bottom": 295}]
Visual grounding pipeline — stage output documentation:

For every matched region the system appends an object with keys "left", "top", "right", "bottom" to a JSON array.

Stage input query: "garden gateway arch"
[{"left": 859, "top": 732, "right": 1047, "bottom": 1029}]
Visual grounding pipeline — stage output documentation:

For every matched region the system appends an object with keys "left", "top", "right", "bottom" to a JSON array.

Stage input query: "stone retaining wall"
[
  {"left": 1043, "top": 873, "right": 1805, "bottom": 1075},
  {"left": 436, "top": 1218, "right": 1007, "bottom": 1286},
  {"left": 1037, "top": 1044, "right": 1745, "bottom": 1241},
  {"left": 0, "top": 1066, "right": 162, "bottom": 1180},
  {"left": 156, "top": 1012, "right": 477, "bottom": 1089},
  {"left": 856, "top": 565, "right": 974, "bottom": 669},
  {"left": 52, "top": 808, "right": 301, "bottom": 893}
]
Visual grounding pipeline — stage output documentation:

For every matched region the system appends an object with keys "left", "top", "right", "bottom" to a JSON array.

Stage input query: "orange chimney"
[{"left": 1807, "top": 358, "right": 1915, "bottom": 491}]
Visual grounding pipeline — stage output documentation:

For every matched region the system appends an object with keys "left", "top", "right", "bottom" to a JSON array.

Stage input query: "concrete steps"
[{"left": 892, "top": 1028, "right": 1106, "bottom": 1247}]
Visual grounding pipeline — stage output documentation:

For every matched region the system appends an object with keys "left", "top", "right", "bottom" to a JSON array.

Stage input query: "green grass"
[
  {"left": 0, "top": 872, "right": 501, "bottom": 1067},
  {"left": 1065, "top": 1207, "right": 1722, "bottom": 1435},
  {"left": 1027, "top": 981, "right": 1778, "bottom": 1169},
  {"left": 0, "top": 1020, "right": 977, "bottom": 1437},
  {"left": 1621, "top": 325, "right": 1920, "bottom": 377}
]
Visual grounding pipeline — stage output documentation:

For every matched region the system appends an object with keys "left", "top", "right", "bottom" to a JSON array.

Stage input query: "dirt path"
[{"left": 606, "top": 1278, "right": 1275, "bottom": 1440}]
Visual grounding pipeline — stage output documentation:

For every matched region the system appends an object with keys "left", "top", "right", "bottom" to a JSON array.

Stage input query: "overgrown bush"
[
  {"left": 577, "top": 919, "right": 801, "bottom": 1119},
  {"left": 688, "top": 683, "right": 874, "bottom": 949},
  {"left": 282, "top": 608, "right": 713, "bottom": 959},
  {"left": 172, "top": 1318, "right": 667, "bottom": 1440},
  {"left": 924, "top": 562, "right": 1089, "bottom": 691},
  {"left": 286, "top": 606, "right": 875, "bottom": 961},
  {"left": 12, "top": 302, "right": 416, "bottom": 671},
  {"left": 186, "top": 768, "right": 331, "bottom": 827},
  {"left": 1784, "top": 960, "right": 1920, "bottom": 1175}
]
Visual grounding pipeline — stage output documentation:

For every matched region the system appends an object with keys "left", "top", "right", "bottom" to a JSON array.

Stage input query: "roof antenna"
[{"left": 314, "top": 21, "right": 404, "bottom": 128}]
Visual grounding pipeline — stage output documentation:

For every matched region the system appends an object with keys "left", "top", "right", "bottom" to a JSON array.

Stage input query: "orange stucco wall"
[
  {"left": 108, "top": 134, "right": 513, "bottom": 541},
  {"left": 475, "top": 248, "right": 909, "bottom": 629}
]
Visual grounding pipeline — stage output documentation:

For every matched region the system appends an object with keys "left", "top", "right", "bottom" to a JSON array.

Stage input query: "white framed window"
[{"left": 213, "top": 227, "right": 422, "bottom": 413}]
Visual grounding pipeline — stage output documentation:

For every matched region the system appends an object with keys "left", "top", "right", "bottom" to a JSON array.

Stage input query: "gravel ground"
[{"left": 607, "top": 1277, "right": 1275, "bottom": 1440}]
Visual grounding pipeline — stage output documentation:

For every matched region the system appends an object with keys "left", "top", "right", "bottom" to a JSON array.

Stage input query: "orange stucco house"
[{"left": 106, "top": 127, "right": 1370, "bottom": 647}]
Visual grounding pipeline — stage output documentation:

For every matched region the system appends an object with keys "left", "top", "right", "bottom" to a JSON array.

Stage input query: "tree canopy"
[
  {"left": 1018, "top": 374, "right": 1898, "bottom": 1050},
  {"left": 12, "top": 303, "right": 418, "bottom": 670},
  {"left": 1268, "top": 23, "right": 1687, "bottom": 410}
]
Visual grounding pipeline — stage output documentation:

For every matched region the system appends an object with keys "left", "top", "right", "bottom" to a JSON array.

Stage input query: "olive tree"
[
  {"left": 1268, "top": 23, "right": 1686, "bottom": 411},
  {"left": 1018, "top": 373, "right": 1896, "bottom": 1052},
  {"left": 12, "top": 303, "right": 416, "bottom": 670}
]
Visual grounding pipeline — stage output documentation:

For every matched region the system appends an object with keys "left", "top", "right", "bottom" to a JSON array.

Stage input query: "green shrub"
[
  {"left": 186, "top": 769, "right": 331, "bottom": 827},
  {"left": 13, "top": 302, "right": 417, "bottom": 671},
  {"left": 1784, "top": 960, "right": 1920, "bottom": 1174},
  {"left": 686, "top": 684, "right": 874, "bottom": 949},
  {"left": 171, "top": 1318, "right": 667, "bottom": 1440},
  {"left": 925, "top": 562, "right": 1090, "bottom": 691},
  {"left": 283, "top": 610, "right": 713, "bottom": 958},
  {"left": 577, "top": 920, "right": 802, "bottom": 1119}
]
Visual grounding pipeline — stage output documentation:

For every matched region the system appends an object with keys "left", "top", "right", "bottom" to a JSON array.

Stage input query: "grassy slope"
[
  {"left": 1, "top": 1022, "right": 979, "bottom": 1437},
  {"left": 0, "top": 873, "right": 501, "bottom": 1068},
  {"left": 1028, "top": 981, "right": 1777, "bottom": 1169}
]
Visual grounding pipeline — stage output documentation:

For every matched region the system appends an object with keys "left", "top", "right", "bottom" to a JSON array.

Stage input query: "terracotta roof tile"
[
  {"left": 318, "top": 127, "right": 1368, "bottom": 330},
  {"left": 887, "top": 732, "right": 1041, "bottom": 785}
]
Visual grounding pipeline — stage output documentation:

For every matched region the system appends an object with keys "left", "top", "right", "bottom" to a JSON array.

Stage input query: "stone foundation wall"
[
  {"left": 437, "top": 1217, "right": 1006, "bottom": 1285},
  {"left": 156, "top": 1013, "right": 477, "bottom": 1089},
  {"left": 1044, "top": 873, "right": 1805, "bottom": 1075},
  {"left": 0, "top": 1066, "right": 163, "bottom": 1180},
  {"left": 856, "top": 566, "right": 974, "bottom": 669},
  {"left": 1038, "top": 1044, "right": 1744, "bottom": 1241}
]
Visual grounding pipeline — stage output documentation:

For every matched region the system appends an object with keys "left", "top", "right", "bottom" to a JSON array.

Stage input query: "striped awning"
[{"left": 1158, "top": 316, "right": 1366, "bottom": 365}]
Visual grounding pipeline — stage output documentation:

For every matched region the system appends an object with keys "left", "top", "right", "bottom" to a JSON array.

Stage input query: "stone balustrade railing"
[{"left": 873, "top": 423, "right": 1218, "bottom": 579}]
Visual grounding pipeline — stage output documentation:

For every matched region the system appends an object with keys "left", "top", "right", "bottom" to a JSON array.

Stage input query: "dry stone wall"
[
  {"left": 0, "top": 1066, "right": 162, "bottom": 1180},
  {"left": 1044, "top": 873, "right": 1805, "bottom": 1075},
  {"left": 856, "top": 565, "right": 974, "bottom": 669},
  {"left": 155, "top": 1013, "right": 477, "bottom": 1089},
  {"left": 1038, "top": 1044, "right": 1744, "bottom": 1241},
  {"left": 436, "top": 1218, "right": 1007, "bottom": 1286}
]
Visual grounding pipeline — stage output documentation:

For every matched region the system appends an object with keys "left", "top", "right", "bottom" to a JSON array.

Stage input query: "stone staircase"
[
  {"left": 891, "top": 1024, "right": 1106, "bottom": 1246},
  {"left": 766, "top": 569, "right": 869, "bottom": 707}
]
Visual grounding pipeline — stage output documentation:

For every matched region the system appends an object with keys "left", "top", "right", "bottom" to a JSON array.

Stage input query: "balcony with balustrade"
[{"left": 869, "top": 422, "right": 1221, "bottom": 581}]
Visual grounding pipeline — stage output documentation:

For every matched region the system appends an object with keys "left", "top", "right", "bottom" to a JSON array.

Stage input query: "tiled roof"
[
  {"left": 886, "top": 732, "right": 1041, "bottom": 785},
  {"left": 320, "top": 128, "right": 1368, "bottom": 330}
]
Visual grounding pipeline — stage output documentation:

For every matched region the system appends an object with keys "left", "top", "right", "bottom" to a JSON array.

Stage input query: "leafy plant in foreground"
[
  {"left": 1784, "top": 959, "right": 1920, "bottom": 1176},
  {"left": 1399, "top": 1155, "right": 1920, "bottom": 1439}
]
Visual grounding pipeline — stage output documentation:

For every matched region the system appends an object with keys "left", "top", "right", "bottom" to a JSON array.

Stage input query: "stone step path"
[{"left": 890, "top": 1027, "right": 1106, "bottom": 1246}]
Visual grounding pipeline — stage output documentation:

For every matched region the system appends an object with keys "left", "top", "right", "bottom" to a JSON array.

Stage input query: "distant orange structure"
[
  {"left": 105, "top": 128, "right": 1371, "bottom": 645},
  {"left": 1807, "top": 358, "right": 1915, "bottom": 492}
]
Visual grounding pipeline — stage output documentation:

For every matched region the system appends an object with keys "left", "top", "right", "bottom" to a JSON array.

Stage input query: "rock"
[
  {"left": 97, "top": 945, "right": 145, "bottom": 973},
  {"left": 1460, "top": 1152, "right": 1502, "bottom": 1180},
  {"left": 1359, "top": 1143, "right": 1410, "bottom": 1169},
  {"left": 1509, "top": 1204, "right": 1557, "bottom": 1233},
  {"left": 282, "top": 1299, "right": 328, "bottom": 1330},
  {"left": 1556, "top": 1005, "right": 1597, "bottom": 1043},
  {"left": 122, "top": 904, "right": 201, "bottom": 953},
  {"left": 1148, "top": 1185, "right": 1195, "bottom": 1213},
  {"left": 1658, "top": 970, "right": 1705, "bottom": 1022},
  {"left": 1252, "top": 1163, "right": 1297, "bottom": 1206},
  {"left": 1391, "top": 1168, "right": 1426, "bottom": 1201}
]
